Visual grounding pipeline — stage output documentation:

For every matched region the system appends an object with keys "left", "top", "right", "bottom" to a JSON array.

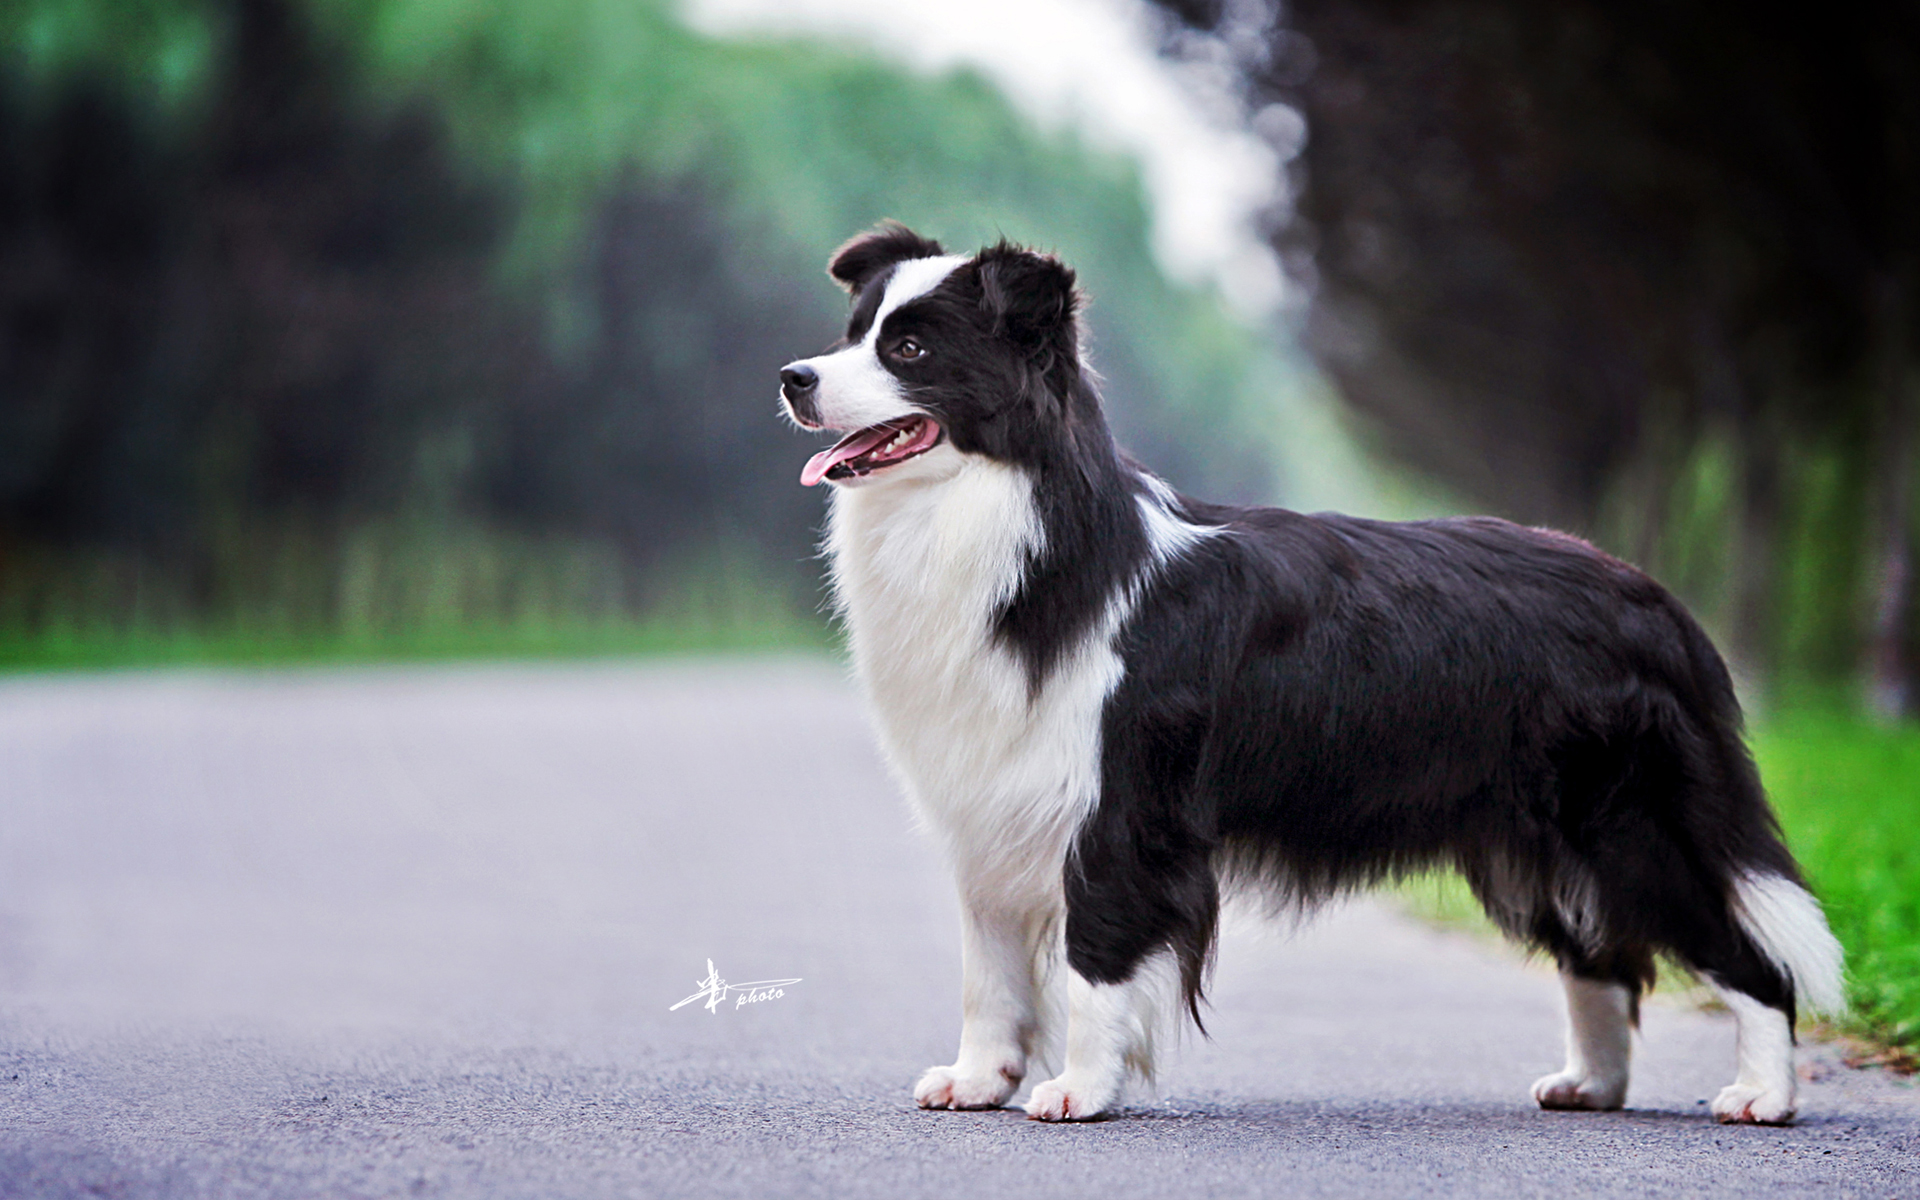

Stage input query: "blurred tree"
[
  {"left": 1166, "top": 0, "right": 1920, "bottom": 710},
  {"left": 0, "top": 0, "right": 542, "bottom": 623},
  {"left": 483, "top": 176, "right": 831, "bottom": 570},
  {"left": 0, "top": 76, "right": 187, "bottom": 548},
  {"left": 205, "top": 0, "right": 514, "bottom": 517}
]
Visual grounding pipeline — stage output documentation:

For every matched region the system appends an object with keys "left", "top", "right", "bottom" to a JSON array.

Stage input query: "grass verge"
[
  {"left": 1754, "top": 711, "right": 1920, "bottom": 1056},
  {"left": 0, "top": 614, "right": 833, "bottom": 673},
  {"left": 0, "top": 532, "right": 836, "bottom": 672}
]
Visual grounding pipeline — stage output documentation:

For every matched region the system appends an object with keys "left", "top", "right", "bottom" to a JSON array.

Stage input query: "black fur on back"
[{"left": 1072, "top": 504, "right": 1803, "bottom": 1026}]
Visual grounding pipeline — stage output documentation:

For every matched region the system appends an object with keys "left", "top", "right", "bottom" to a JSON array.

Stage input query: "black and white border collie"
[{"left": 778, "top": 223, "right": 1845, "bottom": 1124}]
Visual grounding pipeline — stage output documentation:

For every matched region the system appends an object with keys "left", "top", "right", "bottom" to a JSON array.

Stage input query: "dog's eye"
[{"left": 891, "top": 338, "right": 927, "bottom": 362}]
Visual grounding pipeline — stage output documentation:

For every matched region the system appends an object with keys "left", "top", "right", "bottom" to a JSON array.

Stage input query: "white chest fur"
[{"left": 825, "top": 460, "right": 1125, "bottom": 907}]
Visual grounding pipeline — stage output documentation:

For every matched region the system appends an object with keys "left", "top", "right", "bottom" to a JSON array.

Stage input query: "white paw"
[
  {"left": 1531, "top": 1069, "right": 1627, "bottom": 1111},
  {"left": 914, "top": 1063, "right": 1019, "bottom": 1110},
  {"left": 1024, "top": 1075, "right": 1116, "bottom": 1122},
  {"left": 1712, "top": 1082, "right": 1796, "bottom": 1125}
]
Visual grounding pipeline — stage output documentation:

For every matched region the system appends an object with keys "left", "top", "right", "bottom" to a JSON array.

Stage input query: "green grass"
[
  {"left": 0, "top": 524, "right": 835, "bottom": 673},
  {"left": 1754, "top": 711, "right": 1920, "bottom": 1050},
  {"left": 0, "top": 612, "right": 833, "bottom": 672},
  {"left": 1394, "top": 712, "right": 1920, "bottom": 1051}
]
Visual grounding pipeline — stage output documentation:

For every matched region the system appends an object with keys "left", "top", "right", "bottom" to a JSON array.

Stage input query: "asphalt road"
[{"left": 1, "top": 659, "right": 1915, "bottom": 1199}]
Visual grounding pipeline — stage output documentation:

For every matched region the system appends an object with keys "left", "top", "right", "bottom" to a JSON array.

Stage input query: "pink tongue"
[{"left": 801, "top": 423, "right": 901, "bottom": 487}]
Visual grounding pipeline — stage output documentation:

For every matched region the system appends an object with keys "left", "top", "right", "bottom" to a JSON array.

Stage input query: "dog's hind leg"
[
  {"left": 1532, "top": 971, "right": 1633, "bottom": 1110},
  {"left": 1695, "top": 873, "right": 1845, "bottom": 1125},
  {"left": 1460, "top": 849, "right": 1640, "bottom": 1112},
  {"left": 915, "top": 903, "right": 1047, "bottom": 1110},
  {"left": 1709, "top": 985, "right": 1798, "bottom": 1124}
]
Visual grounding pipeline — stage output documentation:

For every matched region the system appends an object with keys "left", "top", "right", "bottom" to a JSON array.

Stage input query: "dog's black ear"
[
  {"left": 827, "top": 222, "right": 946, "bottom": 294},
  {"left": 975, "top": 242, "right": 1080, "bottom": 359}
]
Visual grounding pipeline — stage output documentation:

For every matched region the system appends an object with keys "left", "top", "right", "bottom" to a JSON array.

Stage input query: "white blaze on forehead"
[{"left": 866, "top": 254, "right": 968, "bottom": 345}]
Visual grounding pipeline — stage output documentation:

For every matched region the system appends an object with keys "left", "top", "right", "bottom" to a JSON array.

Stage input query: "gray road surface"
[{"left": 0, "top": 659, "right": 1915, "bottom": 1198}]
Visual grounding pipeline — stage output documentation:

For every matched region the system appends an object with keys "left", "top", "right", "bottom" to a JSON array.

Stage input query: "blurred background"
[
  {"left": 0, "top": 1, "right": 1916, "bottom": 1045},
  {"left": 3, "top": 0, "right": 1914, "bottom": 714}
]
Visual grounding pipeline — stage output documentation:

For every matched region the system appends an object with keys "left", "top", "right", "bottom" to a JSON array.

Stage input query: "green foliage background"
[
  {"left": 0, "top": 0, "right": 1304, "bottom": 666},
  {"left": 319, "top": 0, "right": 1296, "bottom": 501}
]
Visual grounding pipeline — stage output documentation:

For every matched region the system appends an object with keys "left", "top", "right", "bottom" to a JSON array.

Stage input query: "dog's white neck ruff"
[
  {"left": 825, "top": 456, "right": 1214, "bottom": 906},
  {"left": 826, "top": 459, "right": 1116, "bottom": 906}
]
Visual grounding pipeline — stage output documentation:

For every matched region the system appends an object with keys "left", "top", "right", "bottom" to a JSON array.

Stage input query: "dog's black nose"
[
  {"left": 780, "top": 364, "right": 818, "bottom": 394},
  {"left": 781, "top": 362, "right": 822, "bottom": 427}
]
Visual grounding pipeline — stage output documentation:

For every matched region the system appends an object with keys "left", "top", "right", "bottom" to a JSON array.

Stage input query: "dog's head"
[{"left": 780, "top": 223, "right": 1087, "bottom": 487}]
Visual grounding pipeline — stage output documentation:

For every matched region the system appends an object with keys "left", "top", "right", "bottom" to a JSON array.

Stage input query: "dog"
[{"left": 777, "top": 223, "right": 1844, "bottom": 1124}]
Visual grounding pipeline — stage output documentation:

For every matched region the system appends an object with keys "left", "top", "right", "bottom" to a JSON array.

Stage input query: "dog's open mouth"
[{"left": 800, "top": 416, "right": 945, "bottom": 486}]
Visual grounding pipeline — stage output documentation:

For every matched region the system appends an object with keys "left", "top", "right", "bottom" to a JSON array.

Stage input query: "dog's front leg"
[
  {"left": 1022, "top": 962, "right": 1159, "bottom": 1121},
  {"left": 914, "top": 903, "right": 1040, "bottom": 1110}
]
